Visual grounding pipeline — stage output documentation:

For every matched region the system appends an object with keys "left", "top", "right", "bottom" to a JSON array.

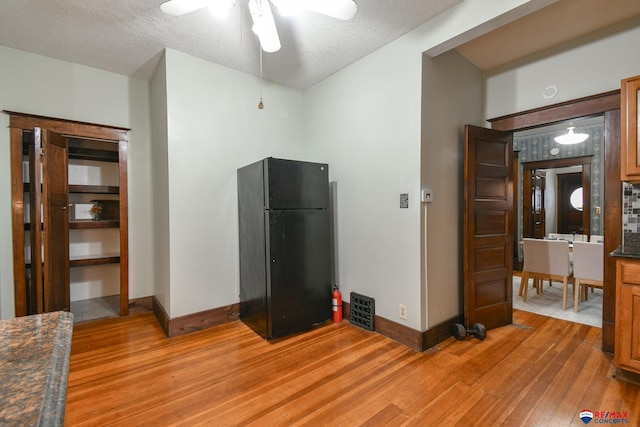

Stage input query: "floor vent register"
[{"left": 350, "top": 292, "right": 375, "bottom": 331}]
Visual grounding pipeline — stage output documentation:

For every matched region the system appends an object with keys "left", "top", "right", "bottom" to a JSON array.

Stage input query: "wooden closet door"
[
  {"left": 28, "top": 129, "right": 44, "bottom": 313},
  {"left": 42, "top": 129, "right": 70, "bottom": 312}
]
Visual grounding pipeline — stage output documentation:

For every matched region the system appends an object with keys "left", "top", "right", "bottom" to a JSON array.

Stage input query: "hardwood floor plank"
[
  {"left": 546, "top": 349, "right": 609, "bottom": 425},
  {"left": 498, "top": 321, "right": 595, "bottom": 425},
  {"left": 520, "top": 332, "right": 594, "bottom": 425},
  {"left": 358, "top": 404, "right": 405, "bottom": 427},
  {"left": 64, "top": 311, "right": 640, "bottom": 426}
]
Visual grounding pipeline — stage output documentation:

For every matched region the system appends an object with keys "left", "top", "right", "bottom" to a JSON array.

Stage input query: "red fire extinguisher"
[{"left": 332, "top": 287, "right": 343, "bottom": 323}]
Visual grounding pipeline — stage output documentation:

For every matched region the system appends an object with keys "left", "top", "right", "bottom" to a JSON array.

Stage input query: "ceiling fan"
[{"left": 160, "top": 0, "right": 358, "bottom": 53}]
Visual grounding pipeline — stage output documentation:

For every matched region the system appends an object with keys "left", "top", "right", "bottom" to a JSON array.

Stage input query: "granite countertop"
[
  {"left": 611, "top": 244, "right": 640, "bottom": 260},
  {"left": 0, "top": 311, "right": 74, "bottom": 427}
]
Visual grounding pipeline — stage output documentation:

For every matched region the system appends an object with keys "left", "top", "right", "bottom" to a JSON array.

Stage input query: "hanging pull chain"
[{"left": 258, "top": 46, "right": 264, "bottom": 109}]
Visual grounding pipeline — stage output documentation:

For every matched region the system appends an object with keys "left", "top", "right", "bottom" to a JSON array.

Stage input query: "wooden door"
[
  {"left": 531, "top": 171, "right": 546, "bottom": 238},
  {"left": 557, "top": 172, "right": 584, "bottom": 234},
  {"left": 42, "top": 129, "right": 70, "bottom": 312},
  {"left": 463, "top": 125, "right": 513, "bottom": 330},
  {"left": 29, "top": 129, "right": 44, "bottom": 313},
  {"left": 522, "top": 169, "right": 546, "bottom": 239}
]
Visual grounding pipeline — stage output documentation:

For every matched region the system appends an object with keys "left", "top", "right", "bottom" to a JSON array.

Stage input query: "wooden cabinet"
[
  {"left": 614, "top": 258, "right": 640, "bottom": 373},
  {"left": 621, "top": 75, "right": 640, "bottom": 180},
  {"left": 8, "top": 112, "right": 129, "bottom": 318}
]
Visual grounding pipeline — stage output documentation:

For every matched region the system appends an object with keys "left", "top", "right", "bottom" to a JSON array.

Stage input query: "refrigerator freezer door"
[
  {"left": 264, "top": 158, "right": 329, "bottom": 210},
  {"left": 266, "top": 209, "right": 331, "bottom": 338}
]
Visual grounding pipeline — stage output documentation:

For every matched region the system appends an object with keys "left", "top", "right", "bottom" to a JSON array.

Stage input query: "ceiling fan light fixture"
[
  {"left": 248, "top": 0, "right": 281, "bottom": 52},
  {"left": 209, "top": 0, "right": 234, "bottom": 19},
  {"left": 302, "top": 0, "right": 357, "bottom": 20},
  {"left": 272, "top": 0, "right": 303, "bottom": 17},
  {"left": 161, "top": 0, "right": 211, "bottom": 16},
  {"left": 554, "top": 124, "right": 589, "bottom": 145}
]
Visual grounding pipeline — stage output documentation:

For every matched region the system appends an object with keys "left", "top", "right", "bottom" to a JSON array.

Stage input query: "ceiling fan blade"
[
  {"left": 249, "top": 0, "right": 281, "bottom": 52},
  {"left": 301, "top": 0, "right": 357, "bottom": 20},
  {"left": 160, "top": 0, "right": 212, "bottom": 16}
]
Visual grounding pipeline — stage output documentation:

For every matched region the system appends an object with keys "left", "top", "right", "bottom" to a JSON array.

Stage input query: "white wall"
[
  {"left": 303, "top": 34, "right": 423, "bottom": 329},
  {"left": 485, "top": 15, "right": 640, "bottom": 119},
  {"left": 421, "top": 51, "right": 483, "bottom": 328},
  {"left": 150, "top": 52, "right": 171, "bottom": 313},
  {"left": 0, "top": 111, "right": 11, "bottom": 318},
  {"left": 161, "top": 49, "right": 306, "bottom": 318},
  {"left": 301, "top": 0, "right": 530, "bottom": 330},
  {"left": 0, "top": 46, "right": 153, "bottom": 319}
]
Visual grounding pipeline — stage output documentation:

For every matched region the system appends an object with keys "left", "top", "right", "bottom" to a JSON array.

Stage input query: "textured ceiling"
[
  {"left": 1, "top": 1, "right": 638, "bottom": 91},
  {"left": 0, "top": 0, "right": 460, "bottom": 90}
]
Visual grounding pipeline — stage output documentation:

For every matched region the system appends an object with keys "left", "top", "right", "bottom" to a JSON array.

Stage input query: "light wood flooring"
[{"left": 66, "top": 310, "right": 640, "bottom": 426}]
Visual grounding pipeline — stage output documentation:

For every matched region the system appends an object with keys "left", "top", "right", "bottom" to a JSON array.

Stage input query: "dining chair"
[
  {"left": 572, "top": 241, "right": 603, "bottom": 312},
  {"left": 519, "top": 238, "right": 573, "bottom": 309}
]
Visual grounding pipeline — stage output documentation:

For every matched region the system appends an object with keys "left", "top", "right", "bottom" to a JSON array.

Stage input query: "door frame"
[
  {"left": 8, "top": 111, "right": 130, "bottom": 317},
  {"left": 522, "top": 156, "right": 592, "bottom": 239},
  {"left": 488, "top": 90, "right": 621, "bottom": 353}
]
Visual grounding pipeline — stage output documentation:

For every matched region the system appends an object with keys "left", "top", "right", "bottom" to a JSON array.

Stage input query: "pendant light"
[{"left": 554, "top": 123, "right": 588, "bottom": 145}]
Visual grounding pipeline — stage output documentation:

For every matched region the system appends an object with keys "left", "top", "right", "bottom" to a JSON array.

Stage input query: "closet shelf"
[
  {"left": 69, "top": 185, "right": 119, "bottom": 194},
  {"left": 23, "top": 184, "right": 119, "bottom": 194},
  {"left": 68, "top": 147, "right": 119, "bottom": 162},
  {"left": 70, "top": 254, "right": 120, "bottom": 267},
  {"left": 70, "top": 220, "right": 120, "bottom": 229},
  {"left": 27, "top": 254, "right": 120, "bottom": 269}
]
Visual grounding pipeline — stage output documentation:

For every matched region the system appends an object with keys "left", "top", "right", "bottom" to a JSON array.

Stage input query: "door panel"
[
  {"left": 42, "top": 130, "right": 70, "bottom": 312},
  {"left": 464, "top": 125, "right": 513, "bottom": 330},
  {"left": 30, "top": 129, "right": 44, "bottom": 313}
]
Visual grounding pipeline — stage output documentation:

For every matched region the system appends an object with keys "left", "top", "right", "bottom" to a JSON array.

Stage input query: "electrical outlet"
[{"left": 399, "top": 304, "right": 407, "bottom": 320}]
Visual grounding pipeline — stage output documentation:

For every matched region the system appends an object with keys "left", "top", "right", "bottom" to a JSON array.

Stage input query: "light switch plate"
[{"left": 400, "top": 193, "right": 409, "bottom": 208}]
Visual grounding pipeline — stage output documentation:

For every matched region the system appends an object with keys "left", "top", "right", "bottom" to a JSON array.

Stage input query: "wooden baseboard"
[
  {"left": 375, "top": 316, "right": 423, "bottom": 351},
  {"left": 152, "top": 296, "right": 170, "bottom": 335},
  {"left": 152, "top": 296, "right": 240, "bottom": 338},
  {"left": 344, "top": 302, "right": 458, "bottom": 352},
  {"left": 422, "top": 314, "right": 464, "bottom": 350},
  {"left": 613, "top": 367, "right": 640, "bottom": 385},
  {"left": 602, "top": 321, "right": 615, "bottom": 354},
  {"left": 128, "top": 296, "right": 153, "bottom": 315},
  {"left": 152, "top": 298, "right": 459, "bottom": 350}
]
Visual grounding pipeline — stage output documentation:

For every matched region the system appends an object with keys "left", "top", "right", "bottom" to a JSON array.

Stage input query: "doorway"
[
  {"left": 557, "top": 172, "right": 584, "bottom": 234},
  {"left": 521, "top": 156, "right": 593, "bottom": 242},
  {"left": 487, "top": 90, "right": 621, "bottom": 353}
]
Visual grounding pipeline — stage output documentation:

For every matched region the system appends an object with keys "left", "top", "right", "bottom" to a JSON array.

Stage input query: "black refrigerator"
[{"left": 237, "top": 157, "right": 331, "bottom": 339}]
